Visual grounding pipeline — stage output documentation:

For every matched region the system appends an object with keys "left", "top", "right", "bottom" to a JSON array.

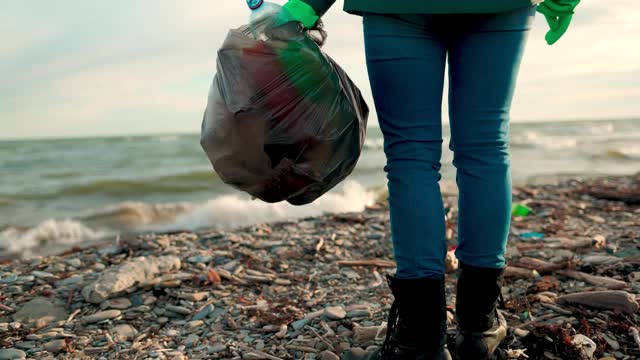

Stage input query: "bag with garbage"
[{"left": 200, "top": 1, "right": 369, "bottom": 205}]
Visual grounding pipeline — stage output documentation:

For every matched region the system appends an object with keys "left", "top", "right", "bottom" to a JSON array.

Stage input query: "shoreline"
[{"left": 0, "top": 173, "right": 639, "bottom": 359}]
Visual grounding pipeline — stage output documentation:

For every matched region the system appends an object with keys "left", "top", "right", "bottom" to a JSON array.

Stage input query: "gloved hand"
[
  {"left": 280, "top": 0, "right": 319, "bottom": 29},
  {"left": 537, "top": 0, "right": 581, "bottom": 45}
]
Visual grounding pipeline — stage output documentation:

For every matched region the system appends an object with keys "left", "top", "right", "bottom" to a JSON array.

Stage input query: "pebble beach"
[{"left": 1, "top": 173, "right": 639, "bottom": 360}]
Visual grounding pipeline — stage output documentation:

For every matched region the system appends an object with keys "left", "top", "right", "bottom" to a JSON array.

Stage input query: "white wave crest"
[
  {"left": 0, "top": 219, "right": 107, "bottom": 256},
  {"left": 152, "top": 180, "right": 376, "bottom": 232},
  {"left": 513, "top": 131, "right": 578, "bottom": 150}
]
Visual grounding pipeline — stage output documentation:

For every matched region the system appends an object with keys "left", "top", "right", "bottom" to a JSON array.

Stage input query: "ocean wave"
[
  {"left": 78, "top": 201, "right": 195, "bottom": 229},
  {"left": 150, "top": 180, "right": 376, "bottom": 232},
  {"left": 0, "top": 180, "right": 378, "bottom": 256},
  {"left": 605, "top": 146, "right": 640, "bottom": 160},
  {"left": 585, "top": 122, "right": 615, "bottom": 135},
  {"left": 0, "top": 219, "right": 107, "bottom": 256},
  {"left": 511, "top": 131, "right": 578, "bottom": 150}
]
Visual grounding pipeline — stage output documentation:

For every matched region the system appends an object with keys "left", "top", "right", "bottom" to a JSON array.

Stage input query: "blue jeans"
[{"left": 363, "top": 7, "right": 535, "bottom": 279}]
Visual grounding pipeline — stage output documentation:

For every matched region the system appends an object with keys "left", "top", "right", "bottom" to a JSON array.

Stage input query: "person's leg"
[
  {"left": 364, "top": 13, "right": 448, "bottom": 280},
  {"left": 343, "top": 13, "right": 452, "bottom": 360},
  {"left": 446, "top": 6, "right": 536, "bottom": 360},
  {"left": 448, "top": 6, "right": 535, "bottom": 269}
]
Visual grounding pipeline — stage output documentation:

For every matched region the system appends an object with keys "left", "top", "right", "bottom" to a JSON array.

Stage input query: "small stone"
[
  {"left": 130, "top": 294, "right": 144, "bottom": 306},
  {"left": 84, "top": 346, "right": 110, "bottom": 355},
  {"left": 179, "top": 292, "right": 209, "bottom": 301},
  {"left": 14, "top": 342, "right": 36, "bottom": 350},
  {"left": 157, "top": 317, "right": 169, "bottom": 324},
  {"left": 16, "top": 276, "right": 34, "bottom": 283},
  {"left": 112, "top": 324, "right": 138, "bottom": 342},
  {"left": 43, "top": 339, "right": 66, "bottom": 353},
  {"left": 292, "top": 319, "right": 309, "bottom": 330},
  {"left": 167, "top": 329, "right": 180, "bottom": 337},
  {"left": 186, "top": 320, "right": 204, "bottom": 329},
  {"left": 93, "top": 263, "right": 106, "bottom": 271},
  {"left": 13, "top": 298, "right": 68, "bottom": 327},
  {"left": 81, "top": 310, "right": 121, "bottom": 324},
  {"left": 319, "top": 351, "right": 340, "bottom": 360},
  {"left": 57, "top": 275, "right": 83, "bottom": 286},
  {"left": 602, "top": 333, "right": 620, "bottom": 350},
  {"left": 166, "top": 305, "right": 192, "bottom": 315},
  {"left": 0, "top": 348, "right": 26, "bottom": 360},
  {"left": 353, "top": 326, "right": 386, "bottom": 344},
  {"left": 187, "top": 255, "right": 213, "bottom": 263},
  {"left": 98, "top": 246, "right": 122, "bottom": 256},
  {"left": 184, "top": 334, "right": 200, "bottom": 348},
  {"left": 346, "top": 310, "right": 372, "bottom": 318},
  {"left": 323, "top": 306, "right": 346, "bottom": 320},
  {"left": 209, "top": 343, "right": 226, "bottom": 353},
  {"left": 66, "top": 258, "right": 82, "bottom": 268},
  {"left": 32, "top": 271, "right": 55, "bottom": 278},
  {"left": 192, "top": 304, "right": 214, "bottom": 321},
  {"left": 129, "top": 305, "right": 151, "bottom": 312},
  {"left": 104, "top": 298, "right": 132, "bottom": 309},
  {"left": 0, "top": 275, "right": 18, "bottom": 284}
]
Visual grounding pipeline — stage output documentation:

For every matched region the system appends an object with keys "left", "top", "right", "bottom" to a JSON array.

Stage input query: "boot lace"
[{"left": 379, "top": 301, "right": 403, "bottom": 359}]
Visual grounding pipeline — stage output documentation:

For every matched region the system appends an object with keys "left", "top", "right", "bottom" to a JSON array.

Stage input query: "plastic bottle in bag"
[{"left": 246, "top": 0, "right": 293, "bottom": 40}]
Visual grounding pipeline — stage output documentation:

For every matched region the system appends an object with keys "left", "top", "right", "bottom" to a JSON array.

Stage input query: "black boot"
[
  {"left": 455, "top": 263, "right": 507, "bottom": 360},
  {"left": 343, "top": 275, "right": 452, "bottom": 360}
]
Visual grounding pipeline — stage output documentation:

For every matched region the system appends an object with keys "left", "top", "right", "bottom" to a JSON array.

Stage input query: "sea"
[{"left": 1, "top": 118, "right": 639, "bottom": 257}]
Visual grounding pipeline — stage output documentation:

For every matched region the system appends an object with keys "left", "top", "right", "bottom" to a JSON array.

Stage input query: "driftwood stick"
[
  {"left": 337, "top": 260, "right": 396, "bottom": 268},
  {"left": 556, "top": 290, "right": 639, "bottom": 315},
  {"left": 513, "top": 257, "right": 567, "bottom": 273},
  {"left": 236, "top": 344, "right": 285, "bottom": 360},
  {"left": 558, "top": 270, "right": 628, "bottom": 290},
  {"left": 504, "top": 266, "right": 538, "bottom": 279},
  {"left": 541, "top": 302, "right": 573, "bottom": 315},
  {"left": 515, "top": 313, "right": 560, "bottom": 329},
  {"left": 305, "top": 325, "right": 337, "bottom": 353}
]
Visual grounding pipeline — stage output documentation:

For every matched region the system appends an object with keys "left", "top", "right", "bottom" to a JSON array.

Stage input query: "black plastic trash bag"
[{"left": 201, "top": 21, "right": 369, "bottom": 205}]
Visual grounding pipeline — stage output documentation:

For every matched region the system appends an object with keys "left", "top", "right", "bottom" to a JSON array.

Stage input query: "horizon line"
[{"left": 1, "top": 116, "right": 638, "bottom": 142}]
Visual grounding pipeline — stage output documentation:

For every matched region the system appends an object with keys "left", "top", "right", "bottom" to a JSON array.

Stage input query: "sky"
[{"left": 1, "top": 1, "right": 639, "bottom": 140}]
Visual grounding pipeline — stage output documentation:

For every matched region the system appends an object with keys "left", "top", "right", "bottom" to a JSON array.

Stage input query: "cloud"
[{"left": 0, "top": 0, "right": 638, "bottom": 139}]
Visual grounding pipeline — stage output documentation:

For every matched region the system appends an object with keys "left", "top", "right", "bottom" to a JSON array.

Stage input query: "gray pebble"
[
  {"left": 292, "top": 319, "right": 309, "bottom": 330},
  {"left": 184, "top": 334, "right": 200, "bottom": 348},
  {"left": 324, "top": 306, "right": 347, "bottom": 320},
  {"left": 81, "top": 310, "right": 121, "bottom": 324},
  {"left": 346, "top": 310, "right": 372, "bottom": 318},
  {"left": 43, "top": 339, "right": 66, "bottom": 353},
  {"left": 165, "top": 304, "right": 192, "bottom": 315},
  {"left": 192, "top": 304, "right": 214, "bottom": 321},
  {"left": 0, "top": 348, "right": 26, "bottom": 360}
]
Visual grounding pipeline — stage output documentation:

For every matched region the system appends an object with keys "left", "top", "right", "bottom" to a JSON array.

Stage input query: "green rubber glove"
[
  {"left": 281, "top": 0, "right": 319, "bottom": 29},
  {"left": 537, "top": 0, "right": 581, "bottom": 45}
]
